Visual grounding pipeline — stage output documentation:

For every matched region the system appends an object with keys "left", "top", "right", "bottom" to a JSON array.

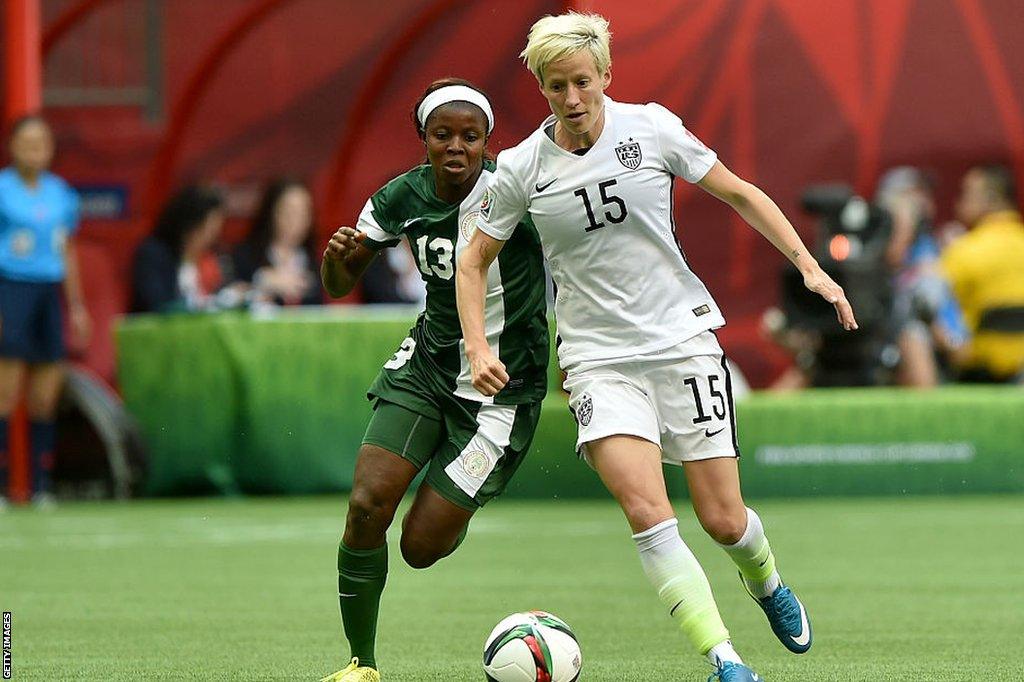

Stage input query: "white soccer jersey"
[{"left": 477, "top": 97, "right": 725, "bottom": 370}]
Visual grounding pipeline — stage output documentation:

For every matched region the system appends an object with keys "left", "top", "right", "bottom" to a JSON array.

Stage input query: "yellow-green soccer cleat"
[{"left": 320, "top": 657, "right": 380, "bottom": 682}]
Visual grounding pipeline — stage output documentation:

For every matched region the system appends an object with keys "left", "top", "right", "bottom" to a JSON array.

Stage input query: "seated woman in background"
[
  {"left": 131, "top": 185, "right": 233, "bottom": 313},
  {"left": 232, "top": 178, "right": 320, "bottom": 306}
]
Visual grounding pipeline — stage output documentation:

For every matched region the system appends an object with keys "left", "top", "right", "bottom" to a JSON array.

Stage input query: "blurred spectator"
[
  {"left": 764, "top": 169, "right": 972, "bottom": 390},
  {"left": 131, "top": 185, "right": 242, "bottom": 313},
  {"left": 231, "top": 178, "right": 321, "bottom": 306},
  {"left": 876, "top": 167, "right": 966, "bottom": 387},
  {"left": 0, "top": 114, "right": 91, "bottom": 507},
  {"left": 941, "top": 165, "right": 1024, "bottom": 382}
]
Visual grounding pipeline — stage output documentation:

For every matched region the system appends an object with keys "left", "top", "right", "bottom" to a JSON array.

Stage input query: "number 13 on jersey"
[{"left": 414, "top": 236, "right": 454, "bottom": 280}]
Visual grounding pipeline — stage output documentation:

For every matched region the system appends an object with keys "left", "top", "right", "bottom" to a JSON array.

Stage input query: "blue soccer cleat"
[
  {"left": 743, "top": 576, "right": 812, "bottom": 654},
  {"left": 708, "top": 661, "right": 765, "bottom": 681}
]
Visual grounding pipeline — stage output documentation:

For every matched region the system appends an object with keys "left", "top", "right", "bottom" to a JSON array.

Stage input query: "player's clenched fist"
[
  {"left": 323, "top": 226, "right": 364, "bottom": 261},
  {"left": 468, "top": 346, "right": 510, "bottom": 397}
]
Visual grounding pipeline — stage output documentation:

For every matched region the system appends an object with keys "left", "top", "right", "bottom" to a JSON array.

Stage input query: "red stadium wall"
[{"left": 16, "top": 0, "right": 1024, "bottom": 386}]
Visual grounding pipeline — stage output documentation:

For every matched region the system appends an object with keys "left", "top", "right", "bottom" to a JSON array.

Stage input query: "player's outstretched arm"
[
  {"left": 698, "top": 161, "right": 859, "bottom": 331},
  {"left": 456, "top": 229, "right": 509, "bottom": 396},
  {"left": 320, "top": 226, "right": 377, "bottom": 298}
]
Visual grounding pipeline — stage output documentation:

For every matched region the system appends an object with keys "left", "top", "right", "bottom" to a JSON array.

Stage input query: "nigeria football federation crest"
[
  {"left": 575, "top": 393, "right": 593, "bottom": 426},
  {"left": 615, "top": 138, "right": 642, "bottom": 170},
  {"left": 461, "top": 450, "right": 489, "bottom": 478},
  {"left": 460, "top": 209, "right": 480, "bottom": 241}
]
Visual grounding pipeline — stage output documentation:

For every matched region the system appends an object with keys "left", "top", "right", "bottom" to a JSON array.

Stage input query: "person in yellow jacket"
[{"left": 941, "top": 165, "right": 1024, "bottom": 381}]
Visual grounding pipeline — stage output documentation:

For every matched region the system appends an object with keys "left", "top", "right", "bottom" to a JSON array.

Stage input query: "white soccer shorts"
[{"left": 563, "top": 331, "right": 740, "bottom": 465}]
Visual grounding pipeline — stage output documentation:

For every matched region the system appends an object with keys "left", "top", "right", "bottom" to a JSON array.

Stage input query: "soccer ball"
[{"left": 482, "top": 610, "right": 582, "bottom": 682}]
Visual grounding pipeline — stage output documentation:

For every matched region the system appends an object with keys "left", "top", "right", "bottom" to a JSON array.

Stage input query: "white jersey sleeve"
[
  {"left": 355, "top": 197, "right": 400, "bottom": 248},
  {"left": 476, "top": 147, "right": 531, "bottom": 242},
  {"left": 647, "top": 102, "right": 718, "bottom": 183}
]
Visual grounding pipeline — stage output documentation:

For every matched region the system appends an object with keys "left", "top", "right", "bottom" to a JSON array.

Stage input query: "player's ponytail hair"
[{"left": 411, "top": 77, "right": 495, "bottom": 161}]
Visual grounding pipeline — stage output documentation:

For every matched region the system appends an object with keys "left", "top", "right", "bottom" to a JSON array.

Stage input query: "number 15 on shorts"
[{"left": 683, "top": 375, "right": 727, "bottom": 431}]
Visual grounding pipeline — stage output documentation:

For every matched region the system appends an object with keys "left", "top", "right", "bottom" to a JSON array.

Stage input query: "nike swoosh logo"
[
  {"left": 758, "top": 557, "right": 769, "bottom": 567},
  {"left": 338, "top": 592, "right": 358, "bottom": 598},
  {"left": 704, "top": 427, "right": 725, "bottom": 438},
  {"left": 535, "top": 178, "right": 557, "bottom": 192},
  {"left": 789, "top": 600, "right": 811, "bottom": 648},
  {"left": 669, "top": 599, "right": 684, "bottom": 616},
  {"left": 401, "top": 217, "right": 425, "bottom": 229}
]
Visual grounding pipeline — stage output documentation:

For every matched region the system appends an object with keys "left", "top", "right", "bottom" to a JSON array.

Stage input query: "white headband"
[{"left": 416, "top": 85, "right": 494, "bottom": 133}]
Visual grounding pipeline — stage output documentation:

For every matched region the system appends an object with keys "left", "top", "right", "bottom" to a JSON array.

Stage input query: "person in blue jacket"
[{"left": 0, "top": 114, "right": 90, "bottom": 508}]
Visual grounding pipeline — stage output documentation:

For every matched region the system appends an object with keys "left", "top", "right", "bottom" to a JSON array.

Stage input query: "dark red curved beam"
[
  {"left": 955, "top": 0, "right": 1024, "bottom": 190},
  {"left": 145, "top": 0, "right": 291, "bottom": 217},
  {"left": 671, "top": 0, "right": 767, "bottom": 294},
  {"left": 322, "top": 0, "right": 462, "bottom": 224},
  {"left": 41, "top": 0, "right": 115, "bottom": 57},
  {"left": 323, "top": 0, "right": 577, "bottom": 225}
]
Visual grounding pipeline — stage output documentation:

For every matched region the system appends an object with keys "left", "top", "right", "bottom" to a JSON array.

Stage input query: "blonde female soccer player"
[{"left": 456, "top": 13, "right": 857, "bottom": 682}]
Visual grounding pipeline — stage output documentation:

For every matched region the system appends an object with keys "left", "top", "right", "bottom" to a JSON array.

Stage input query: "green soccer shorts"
[{"left": 362, "top": 389, "right": 542, "bottom": 511}]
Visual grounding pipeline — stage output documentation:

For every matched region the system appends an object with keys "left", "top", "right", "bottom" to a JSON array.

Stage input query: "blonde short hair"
[{"left": 520, "top": 12, "right": 611, "bottom": 84}]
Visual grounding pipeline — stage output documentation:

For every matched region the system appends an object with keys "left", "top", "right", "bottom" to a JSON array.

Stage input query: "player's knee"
[
  {"left": 346, "top": 487, "right": 398, "bottom": 536},
  {"left": 697, "top": 506, "right": 747, "bottom": 544},
  {"left": 399, "top": 534, "right": 443, "bottom": 570},
  {"left": 621, "top": 498, "right": 674, "bottom": 534}
]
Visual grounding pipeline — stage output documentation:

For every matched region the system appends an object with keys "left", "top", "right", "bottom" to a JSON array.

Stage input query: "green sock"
[
  {"left": 719, "top": 508, "right": 781, "bottom": 598},
  {"left": 338, "top": 540, "right": 388, "bottom": 670},
  {"left": 633, "top": 518, "right": 731, "bottom": 655}
]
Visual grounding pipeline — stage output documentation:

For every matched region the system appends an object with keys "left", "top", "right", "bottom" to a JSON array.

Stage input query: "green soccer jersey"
[{"left": 356, "top": 162, "right": 548, "bottom": 404}]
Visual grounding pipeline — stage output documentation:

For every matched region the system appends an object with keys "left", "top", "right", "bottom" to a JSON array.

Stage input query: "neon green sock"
[
  {"left": 633, "top": 518, "right": 730, "bottom": 655},
  {"left": 338, "top": 541, "right": 388, "bottom": 670},
  {"left": 720, "top": 507, "right": 780, "bottom": 598}
]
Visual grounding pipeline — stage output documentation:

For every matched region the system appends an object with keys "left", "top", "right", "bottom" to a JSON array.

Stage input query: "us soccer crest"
[
  {"left": 575, "top": 393, "right": 594, "bottom": 426},
  {"left": 615, "top": 138, "right": 642, "bottom": 170}
]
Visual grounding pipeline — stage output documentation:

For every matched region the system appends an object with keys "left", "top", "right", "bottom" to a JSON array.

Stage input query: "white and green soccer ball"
[{"left": 482, "top": 610, "right": 582, "bottom": 682}]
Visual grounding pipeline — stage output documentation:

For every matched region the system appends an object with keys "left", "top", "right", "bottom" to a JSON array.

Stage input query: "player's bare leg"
[
  {"left": 343, "top": 444, "right": 418, "bottom": 549},
  {"left": 684, "top": 458, "right": 747, "bottom": 545},
  {"left": 399, "top": 483, "right": 475, "bottom": 569},
  {"left": 586, "top": 435, "right": 750, "bottom": 673},
  {"left": 328, "top": 445, "right": 419, "bottom": 681},
  {"left": 686, "top": 457, "right": 812, "bottom": 654}
]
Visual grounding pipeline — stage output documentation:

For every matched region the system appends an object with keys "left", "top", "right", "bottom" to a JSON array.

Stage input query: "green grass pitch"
[{"left": 3, "top": 495, "right": 1022, "bottom": 680}]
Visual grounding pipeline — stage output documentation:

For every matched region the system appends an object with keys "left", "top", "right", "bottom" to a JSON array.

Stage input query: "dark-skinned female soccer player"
[{"left": 319, "top": 79, "right": 549, "bottom": 682}]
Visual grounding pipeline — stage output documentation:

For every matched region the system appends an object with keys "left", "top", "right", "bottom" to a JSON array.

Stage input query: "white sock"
[
  {"left": 718, "top": 507, "right": 781, "bottom": 599},
  {"left": 633, "top": 518, "right": 731, "bottom": 656},
  {"left": 707, "top": 640, "right": 743, "bottom": 667}
]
